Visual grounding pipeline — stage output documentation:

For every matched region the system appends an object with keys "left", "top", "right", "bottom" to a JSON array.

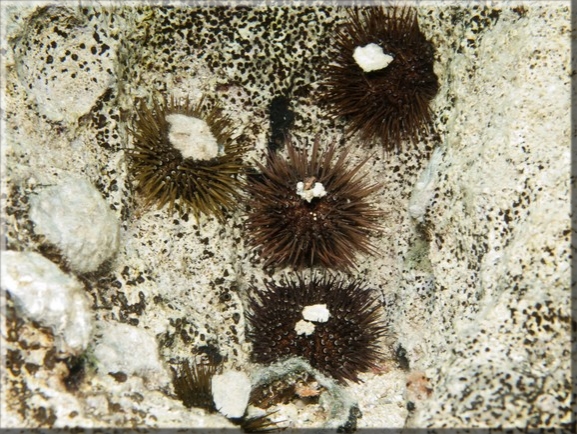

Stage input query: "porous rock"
[
  {"left": 93, "top": 321, "right": 170, "bottom": 388},
  {"left": 29, "top": 177, "right": 120, "bottom": 273},
  {"left": 1, "top": 2, "right": 570, "bottom": 430},
  {"left": 1, "top": 250, "right": 93, "bottom": 354}
]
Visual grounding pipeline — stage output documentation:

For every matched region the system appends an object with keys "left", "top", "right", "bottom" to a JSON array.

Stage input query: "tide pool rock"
[
  {"left": 2, "top": 250, "right": 93, "bottom": 354},
  {"left": 29, "top": 178, "right": 120, "bottom": 273}
]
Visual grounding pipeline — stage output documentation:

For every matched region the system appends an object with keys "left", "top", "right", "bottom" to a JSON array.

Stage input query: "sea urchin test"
[
  {"left": 246, "top": 275, "right": 388, "bottom": 383},
  {"left": 128, "top": 96, "right": 247, "bottom": 220},
  {"left": 322, "top": 6, "right": 439, "bottom": 150},
  {"left": 245, "top": 139, "right": 382, "bottom": 270}
]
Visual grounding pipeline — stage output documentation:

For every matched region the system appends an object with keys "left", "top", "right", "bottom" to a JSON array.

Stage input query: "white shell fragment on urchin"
[
  {"left": 29, "top": 178, "right": 120, "bottom": 273},
  {"left": 302, "top": 304, "right": 331, "bottom": 322},
  {"left": 353, "top": 43, "right": 394, "bottom": 72},
  {"left": 296, "top": 181, "right": 327, "bottom": 202},
  {"left": 166, "top": 113, "right": 220, "bottom": 160},
  {"left": 295, "top": 319, "right": 316, "bottom": 336},
  {"left": 1, "top": 250, "right": 93, "bottom": 354},
  {"left": 211, "top": 370, "right": 252, "bottom": 418},
  {"left": 295, "top": 305, "right": 331, "bottom": 336}
]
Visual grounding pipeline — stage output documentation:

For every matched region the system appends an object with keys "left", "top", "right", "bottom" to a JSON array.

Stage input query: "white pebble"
[
  {"left": 166, "top": 113, "right": 219, "bottom": 160},
  {"left": 29, "top": 178, "right": 120, "bottom": 273},
  {"left": 302, "top": 304, "right": 331, "bottom": 323},
  {"left": 1, "top": 250, "right": 93, "bottom": 354},
  {"left": 353, "top": 43, "right": 394, "bottom": 72},
  {"left": 295, "top": 319, "right": 316, "bottom": 336},
  {"left": 211, "top": 370, "right": 251, "bottom": 418}
]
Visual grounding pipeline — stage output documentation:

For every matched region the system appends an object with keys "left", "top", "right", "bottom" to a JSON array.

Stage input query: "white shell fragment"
[
  {"left": 295, "top": 319, "right": 316, "bottom": 336},
  {"left": 1, "top": 250, "right": 93, "bottom": 354},
  {"left": 353, "top": 43, "right": 394, "bottom": 72},
  {"left": 166, "top": 113, "right": 219, "bottom": 160},
  {"left": 302, "top": 304, "right": 331, "bottom": 323},
  {"left": 296, "top": 181, "right": 327, "bottom": 202},
  {"left": 211, "top": 370, "right": 251, "bottom": 418}
]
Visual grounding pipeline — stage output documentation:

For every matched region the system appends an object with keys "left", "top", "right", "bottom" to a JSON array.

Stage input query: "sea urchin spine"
[
  {"left": 245, "top": 275, "right": 388, "bottom": 384},
  {"left": 322, "top": 7, "right": 439, "bottom": 151},
  {"left": 128, "top": 96, "right": 247, "bottom": 221},
  {"left": 245, "top": 137, "right": 382, "bottom": 271}
]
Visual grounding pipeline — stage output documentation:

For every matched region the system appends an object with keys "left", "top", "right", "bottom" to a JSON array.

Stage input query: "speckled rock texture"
[{"left": 1, "top": 1, "right": 571, "bottom": 430}]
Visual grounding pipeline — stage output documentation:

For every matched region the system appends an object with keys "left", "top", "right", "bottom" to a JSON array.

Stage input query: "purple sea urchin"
[
  {"left": 244, "top": 137, "right": 382, "bottom": 271},
  {"left": 245, "top": 275, "right": 388, "bottom": 384},
  {"left": 128, "top": 96, "right": 247, "bottom": 221},
  {"left": 322, "top": 7, "right": 439, "bottom": 151}
]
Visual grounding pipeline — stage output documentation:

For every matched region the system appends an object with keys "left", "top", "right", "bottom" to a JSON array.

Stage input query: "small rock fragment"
[
  {"left": 211, "top": 370, "right": 251, "bottom": 418},
  {"left": 29, "top": 178, "right": 120, "bottom": 273},
  {"left": 2, "top": 250, "right": 93, "bottom": 354}
]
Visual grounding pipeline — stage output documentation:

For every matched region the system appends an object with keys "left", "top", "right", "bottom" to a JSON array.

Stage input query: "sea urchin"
[
  {"left": 245, "top": 275, "right": 388, "bottom": 384},
  {"left": 172, "top": 359, "right": 218, "bottom": 410},
  {"left": 322, "top": 7, "right": 439, "bottom": 151},
  {"left": 244, "top": 137, "right": 382, "bottom": 271},
  {"left": 128, "top": 96, "right": 247, "bottom": 221}
]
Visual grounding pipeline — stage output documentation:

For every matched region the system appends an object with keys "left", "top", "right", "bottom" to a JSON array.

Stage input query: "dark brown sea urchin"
[
  {"left": 322, "top": 7, "right": 439, "bottom": 151},
  {"left": 172, "top": 359, "right": 218, "bottom": 410},
  {"left": 245, "top": 275, "right": 388, "bottom": 384},
  {"left": 128, "top": 96, "right": 247, "bottom": 221},
  {"left": 244, "top": 138, "right": 382, "bottom": 271}
]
